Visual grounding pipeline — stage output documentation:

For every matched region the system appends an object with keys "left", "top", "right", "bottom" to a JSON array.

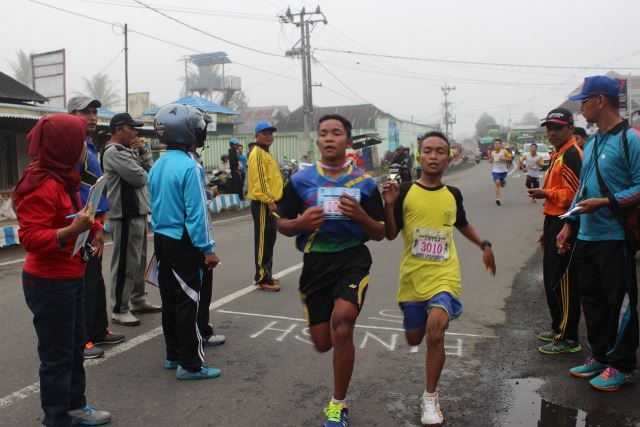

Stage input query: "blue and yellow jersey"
[{"left": 276, "top": 163, "right": 384, "bottom": 253}]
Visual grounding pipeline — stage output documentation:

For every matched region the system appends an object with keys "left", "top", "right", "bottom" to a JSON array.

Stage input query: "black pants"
[
  {"left": 154, "top": 232, "right": 204, "bottom": 372},
  {"left": 197, "top": 268, "right": 214, "bottom": 338},
  {"left": 574, "top": 239, "right": 639, "bottom": 373},
  {"left": 542, "top": 215, "right": 580, "bottom": 341},
  {"left": 230, "top": 172, "right": 244, "bottom": 200},
  {"left": 23, "top": 272, "right": 86, "bottom": 427},
  {"left": 525, "top": 176, "right": 540, "bottom": 189},
  {"left": 84, "top": 254, "right": 108, "bottom": 343},
  {"left": 251, "top": 200, "right": 277, "bottom": 284}
]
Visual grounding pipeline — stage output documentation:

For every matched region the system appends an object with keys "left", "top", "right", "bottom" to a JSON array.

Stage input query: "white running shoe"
[{"left": 420, "top": 391, "right": 443, "bottom": 426}]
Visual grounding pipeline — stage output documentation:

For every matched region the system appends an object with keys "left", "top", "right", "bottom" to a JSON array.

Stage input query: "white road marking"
[
  {"left": 217, "top": 309, "right": 499, "bottom": 338},
  {"left": 0, "top": 259, "right": 300, "bottom": 410},
  {"left": 0, "top": 215, "right": 252, "bottom": 267}
]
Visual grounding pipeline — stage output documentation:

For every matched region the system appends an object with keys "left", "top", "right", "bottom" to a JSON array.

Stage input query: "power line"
[
  {"left": 314, "top": 47, "right": 640, "bottom": 71},
  {"left": 316, "top": 60, "right": 372, "bottom": 106},
  {"left": 132, "top": 0, "right": 284, "bottom": 58}
]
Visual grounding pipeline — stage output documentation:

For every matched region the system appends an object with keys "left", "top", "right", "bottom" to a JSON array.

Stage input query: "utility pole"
[
  {"left": 441, "top": 83, "right": 456, "bottom": 140},
  {"left": 124, "top": 23, "right": 129, "bottom": 113},
  {"left": 280, "top": 6, "right": 327, "bottom": 161}
]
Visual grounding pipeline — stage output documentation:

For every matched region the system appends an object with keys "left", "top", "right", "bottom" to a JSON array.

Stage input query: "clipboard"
[{"left": 71, "top": 176, "right": 108, "bottom": 257}]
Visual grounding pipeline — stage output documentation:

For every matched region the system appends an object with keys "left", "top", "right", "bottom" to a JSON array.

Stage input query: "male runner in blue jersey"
[{"left": 275, "top": 114, "right": 385, "bottom": 427}]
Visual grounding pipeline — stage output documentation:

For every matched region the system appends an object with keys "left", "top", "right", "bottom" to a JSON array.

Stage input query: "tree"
[
  {"left": 519, "top": 111, "right": 539, "bottom": 126},
  {"left": 475, "top": 112, "right": 497, "bottom": 137},
  {"left": 9, "top": 49, "right": 33, "bottom": 88},
  {"left": 227, "top": 91, "right": 249, "bottom": 111},
  {"left": 82, "top": 72, "right": 120, "bottom": 109}
]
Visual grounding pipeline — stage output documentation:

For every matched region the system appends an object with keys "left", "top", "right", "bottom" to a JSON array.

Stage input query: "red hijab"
[{"left": 13, "top": 114, "right": 86, "bottom": 203}]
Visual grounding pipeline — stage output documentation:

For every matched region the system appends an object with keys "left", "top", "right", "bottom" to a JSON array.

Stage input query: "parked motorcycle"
[
  {"left": 281, "top": 156, "right": 299, "bottom": 183},
  {"left": 388, "top": 159, "right": 411, "bottom": 183},
  {"left": 208, "top": 169, "right": 231, "bottom": 194}
]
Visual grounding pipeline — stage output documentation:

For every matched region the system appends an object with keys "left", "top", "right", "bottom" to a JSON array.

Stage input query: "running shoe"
[
  {"left": 69, "top": 405, "right": 111, "bottom": 426},
  {"left": 537, "top": 330, "right": 557, "bottom": 342},
  {"left": 323, "top": 402, "right": 348, "bottom": 427},
  {"left": 569, "top": 356, "right": 607, "bottom": 378},
  {"left": 495, "top": 199, "right": 501, "bottom": 206},
  {"left": 176, "top": 365, "right": 221, "bottom": 380},
  {"left": 164, "top": 359, "right": 178, "bottom": 370},
  {"left": 203, "top": 333, "right": 226, "bottom": 347},
  {"left": 420, "top": 391, "right": 443, "bottom": 426},
  {"left": 83, "top": 342, "right": 104, "bottom": 359},
  {"left": 94, "top": 331, "right": 125, "bottom": 346},
  {"left": 538, "top": 339, "right": 581, "bottom": 354},
  {"left": 589, "top": 367, "right": 633, "bottom": 391}
]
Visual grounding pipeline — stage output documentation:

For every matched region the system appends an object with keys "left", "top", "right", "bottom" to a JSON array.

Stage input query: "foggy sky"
[{"left": 2, "top": 0, "right": 639, "bottom": 138}]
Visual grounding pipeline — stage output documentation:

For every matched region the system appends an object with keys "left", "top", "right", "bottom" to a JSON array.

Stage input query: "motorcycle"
[
  {"left": 208, "top": 169, "right": 231, "bottom": 194},
  {"left": 475, "top": 155, "right": 481, "bottom": 164},
  {"left": 388, "top": 158, "right": 411, "bottom": 184},
  {"left": 281, "top": 156, "right": 299, "bottom": 183}
]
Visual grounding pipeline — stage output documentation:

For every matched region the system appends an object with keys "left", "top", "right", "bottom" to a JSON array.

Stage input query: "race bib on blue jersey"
[{"left": 317, "top": 187, "right": 361, "bottom": 220}]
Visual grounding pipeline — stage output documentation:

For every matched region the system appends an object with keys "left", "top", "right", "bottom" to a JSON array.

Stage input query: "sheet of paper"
[
  {"left": 317, "top": 187, "right": 361, "bottom": 220},
  {"left": 559, "top": 205, "right": 582, "bottom": 219},
  {"left": 70, "top": 176, "right": 108, "bottom": 257}
]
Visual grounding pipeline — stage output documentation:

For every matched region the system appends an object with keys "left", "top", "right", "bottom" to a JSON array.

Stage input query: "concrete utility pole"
[
  {"left": 280, "top": 6, "right": 327, "bottom": 161},
  {"left": 441, "top": 83, "right": 456, "bottom": 140},
  {"left": 124, "top": 23, "right": 129, "bottom": 113}
]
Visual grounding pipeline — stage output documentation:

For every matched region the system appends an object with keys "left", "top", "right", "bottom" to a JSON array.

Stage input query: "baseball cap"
[
  {"left": 568, "top": 76, "right": 619, "bottom": 101},
  {"left": 109, "top": 113, "right": 144, "bottom": 132},
  {"left": 230, "top": 137, "right": 239, "bottom": 145},
  {"left": 67, "top": 95, "right": 101, "bottom": 113},
  {"left": 255, "top": 121, "right": 277, "bottom": 134},
  {"left": 541, "top": 108, "right": 574, "bottom": 126}
]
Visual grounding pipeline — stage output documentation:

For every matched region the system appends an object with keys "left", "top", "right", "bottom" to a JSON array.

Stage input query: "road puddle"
[{"left": 502, "top": 378, "right": 639, "bottom": 426}]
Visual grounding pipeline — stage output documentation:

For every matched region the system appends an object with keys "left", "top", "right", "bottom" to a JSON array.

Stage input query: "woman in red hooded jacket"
[{"left": 13, "top": 114, "right": 111, "bottom": 427}]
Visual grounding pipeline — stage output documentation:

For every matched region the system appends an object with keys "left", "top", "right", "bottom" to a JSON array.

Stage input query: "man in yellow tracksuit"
[{"left": 248, "top": 121, "right": 284, "bottom": 292}]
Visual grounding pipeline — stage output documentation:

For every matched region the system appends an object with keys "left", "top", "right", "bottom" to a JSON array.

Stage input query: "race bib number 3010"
[
  {"left": 411, "top": 228, "right": 451, "bottom": 261},
  {"left": 317, "top": 187, "right": 361, "bottom": 220}
]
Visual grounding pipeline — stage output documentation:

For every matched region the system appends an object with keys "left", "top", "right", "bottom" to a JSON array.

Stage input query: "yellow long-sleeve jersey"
[{"left": 247, "top": 145, "right": 284, "bottom": 204}]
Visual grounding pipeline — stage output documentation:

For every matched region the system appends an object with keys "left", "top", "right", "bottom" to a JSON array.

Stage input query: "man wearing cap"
[
  {"left": 68, "top": 96, "right": 126, "bottom": 358},
  {"left": 557, "top": 75, "right": 640, "bottom": 391},
  {"left": 228, "top": 137, "right": 243, "bottom": 200},
  {"left": 238, "top": 143, "right": 248, "bottom": 194},
  {"left": 248, "top": 122, "right": 284, "bottom": 292},
  {"left": 528, "top": 108, "right": 583, "bottom": 355},
  {"left": 103, "top": 113, "right": 160, "bottom": 326}
]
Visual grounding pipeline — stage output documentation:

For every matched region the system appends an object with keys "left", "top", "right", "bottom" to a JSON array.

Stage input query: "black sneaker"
[
  {"left": 538, "top": 339, "right": 581, "bottom": 355},
  {"left": 496, "top": 199, "right": 501, "bottom": 206},
  {"left": 94, "top": 331, "right": 125, "bottom": 346},
  {"left": 83, "top": 343, "right": 104, "bottom": 359}
]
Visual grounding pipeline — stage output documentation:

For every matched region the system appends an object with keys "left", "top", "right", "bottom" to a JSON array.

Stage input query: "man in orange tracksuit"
[{"left": 528, "top": 108, "right": 583, "bottom": 354}]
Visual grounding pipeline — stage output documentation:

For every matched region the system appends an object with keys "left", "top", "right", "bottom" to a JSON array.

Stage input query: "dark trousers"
[
  {"left": 154, "top": 232, "right": 204, "bottom": 372},
  {"left": 84, "top": 254, "right": 108, "bottom": 343},
  {"left": 251, "top": 200, "right": 277, "bottom": 284},
  {"left": 542, "top": 215, "right": 580, "bottom": 341},
  {"left": 197, "top": 268, "right": 214, "bottom": 338},
  {"left": 574, "top": 239, "right": 639, "bottom": 373},
  {"left": 22, "top": 272, "right": 87, "bottom": 427},
  {"left": 230, "top": 172, "right": 243, "bottom": 200}
]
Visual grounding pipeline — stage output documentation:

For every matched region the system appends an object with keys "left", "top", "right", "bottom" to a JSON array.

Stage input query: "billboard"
[{"left": 32, "top": 49, "right": 66, "bottom": 108}]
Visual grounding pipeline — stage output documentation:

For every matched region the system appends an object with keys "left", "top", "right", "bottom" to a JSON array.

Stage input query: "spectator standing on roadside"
[
  {"left": 102, "top": 113, "right": 160, "bottom": 326},
  {"left": 14, "top": 114, "right": 111, "bottom": 426},
  {"left": 67, "top": 96, "right": 125, "bottom": 360},
  {"left": 247, "top": 121, "right": 284, "bottom": 292},
  {"left": 149, "top": 104, "right": 222, "bottom": 380},
  {"left": 228, "top": 137, "right": 243, "bottom": 199},
  {"left": 557, "top": 75, "right": 640, "bottom": 391},
  {"left": 238, "top": 143, "right": 248, "bottom": 195},
  {"left": 528, "top": 108, "right": 583, "bottom": 355}
]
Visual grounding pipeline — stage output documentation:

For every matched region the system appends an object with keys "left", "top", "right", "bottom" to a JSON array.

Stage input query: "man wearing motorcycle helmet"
[{"left": 148, "top": 104, "right": 221, "bottom": 380}]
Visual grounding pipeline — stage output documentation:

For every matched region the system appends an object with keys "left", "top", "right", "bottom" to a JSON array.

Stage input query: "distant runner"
[
  {"left": 488, "top": 138, "right": 512, "bottom": 206},
  {"left": 519, "top": 142, "right": 544, "bottom": 203}
]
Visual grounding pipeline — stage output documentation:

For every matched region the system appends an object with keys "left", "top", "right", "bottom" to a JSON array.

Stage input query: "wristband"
[{"left": 480, "top": 240, "right": 492, "bottom": 250}]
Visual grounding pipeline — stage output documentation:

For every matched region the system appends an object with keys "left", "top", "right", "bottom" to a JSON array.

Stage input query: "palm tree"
[
  {"left": 82, "top": 72, "right": 120, "bottom": 109},
  {"left": 9, "top": 49, "right": 33, "bottom": 88}
]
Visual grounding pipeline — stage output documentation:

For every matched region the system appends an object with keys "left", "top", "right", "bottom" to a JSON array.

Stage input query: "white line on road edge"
[
  {"left": 0, "top": 215, "right": 252, "bottom": 267},
  {"left": 0, "top": 260, "right": 302, "bottom": 410},
  {"left": 216, "top": 309, "right": 499, "bottom": 339}
]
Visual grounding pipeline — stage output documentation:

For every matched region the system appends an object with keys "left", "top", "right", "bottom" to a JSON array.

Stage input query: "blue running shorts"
[
  {"left": 399, "top": 292, "right": 463, "bottom": 331},
  {"left": 492, "top": 172, "right": 507, "bottom": 182}
]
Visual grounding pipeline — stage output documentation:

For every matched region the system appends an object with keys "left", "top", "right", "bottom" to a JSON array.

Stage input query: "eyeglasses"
[{"left": 581, "top": 95, "right": 600, "bottom": 106}]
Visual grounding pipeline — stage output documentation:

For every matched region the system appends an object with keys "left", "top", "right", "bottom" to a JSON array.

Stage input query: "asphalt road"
[{"left": 1, "top": 162, "right": 638, "bottom": 426}]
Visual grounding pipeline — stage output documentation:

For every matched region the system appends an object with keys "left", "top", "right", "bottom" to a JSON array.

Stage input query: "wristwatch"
[{"left": 480, "top": 240, "right": 492, "bottom": 250}]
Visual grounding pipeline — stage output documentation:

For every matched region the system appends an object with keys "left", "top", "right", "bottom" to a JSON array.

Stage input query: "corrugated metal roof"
[{"left": 0, "top": 112, "right": 42, "bottom": 120}]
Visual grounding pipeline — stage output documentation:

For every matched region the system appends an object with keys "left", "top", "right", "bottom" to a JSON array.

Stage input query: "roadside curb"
[{"left": 0, "top": 226, "right": 19, "bottom": 248}]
